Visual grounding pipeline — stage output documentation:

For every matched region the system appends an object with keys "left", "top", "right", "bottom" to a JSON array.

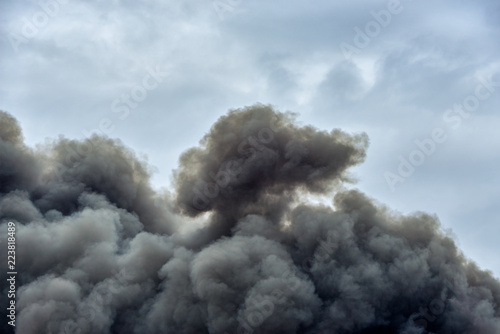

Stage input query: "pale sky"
[{"left": 1, "top": 0, "right": 499, "bottom": 277}]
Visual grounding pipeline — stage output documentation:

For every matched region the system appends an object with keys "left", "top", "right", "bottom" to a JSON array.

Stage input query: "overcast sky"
[{"left": 1, "top": 0, "right": 499, "bottom": 278}]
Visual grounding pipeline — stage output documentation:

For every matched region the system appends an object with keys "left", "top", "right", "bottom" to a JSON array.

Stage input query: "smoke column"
[{"left": 1, "top": 105, "right": 499, "bottom": 334}]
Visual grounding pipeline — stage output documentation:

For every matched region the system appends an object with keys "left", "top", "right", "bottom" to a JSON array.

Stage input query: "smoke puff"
[
  {"left": 173, "top": 104, "right": 368, "bottom": 247},
  {"left": 0, "top": 112, "right": 40, "bottom": 193},
  {"left": 175, "top": 104, "right": 368, "bottom": 216},
  {"left": 0, "top": 106, "right": 499, "bottom": 334}
]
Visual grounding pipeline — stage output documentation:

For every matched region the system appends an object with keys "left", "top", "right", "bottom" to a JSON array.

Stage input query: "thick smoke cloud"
[{"left": 0, "top": 105, "right": 499, "bottom": 334}]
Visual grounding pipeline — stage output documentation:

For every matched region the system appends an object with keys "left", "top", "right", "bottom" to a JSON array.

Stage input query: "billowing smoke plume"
[{"left": 1, "top": 105, "right": 499, "bottom": 334}]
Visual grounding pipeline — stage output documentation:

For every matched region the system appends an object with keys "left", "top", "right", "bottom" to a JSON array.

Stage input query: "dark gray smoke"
[{"left": 1, "top": 105, "right": 499, "bottom": 334}]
